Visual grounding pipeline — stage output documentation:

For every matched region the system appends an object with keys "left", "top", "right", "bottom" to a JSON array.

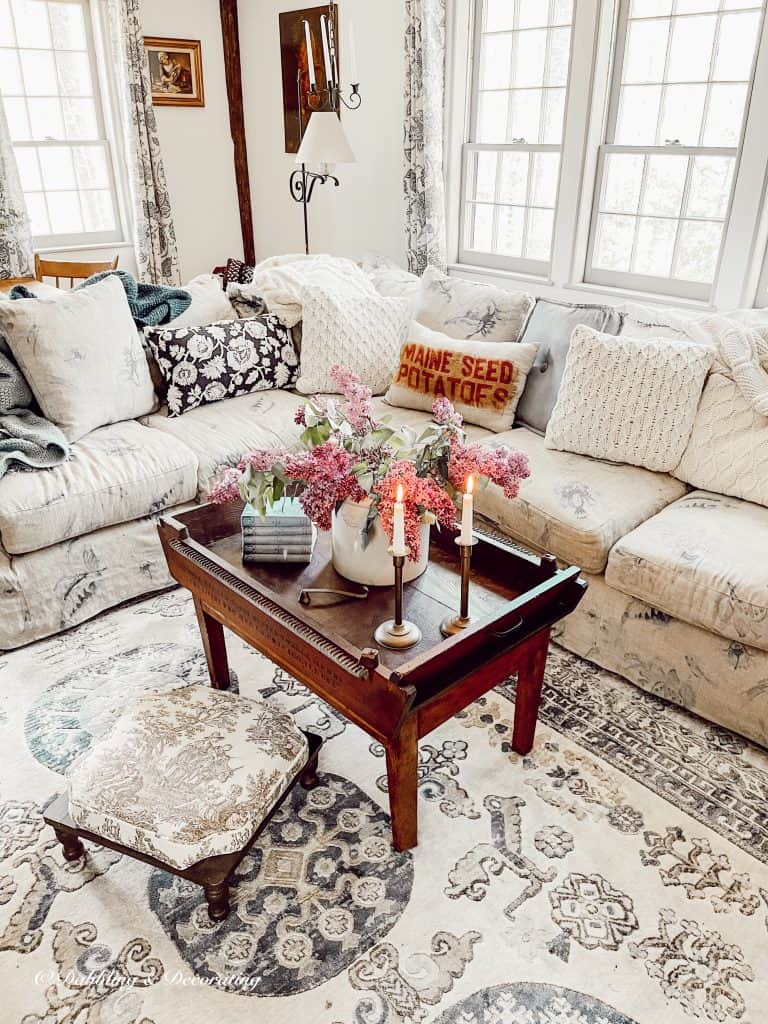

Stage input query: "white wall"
[
  {"left": 238, "top": 0, "right": 407, "bottom": 265},
  {"left": 139, "top": 0, "right": 243, "bottom": 280}
]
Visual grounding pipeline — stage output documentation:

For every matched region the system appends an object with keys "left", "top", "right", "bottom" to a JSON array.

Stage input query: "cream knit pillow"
[{"left": 545, "top": 326, "right": 714, "bottom": 472}]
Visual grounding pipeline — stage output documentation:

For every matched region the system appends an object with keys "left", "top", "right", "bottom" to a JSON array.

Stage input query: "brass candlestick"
[
  {"left": 441, "top": 536, "right": 478, "bottom": 636},
  {"left": 374, "top": 553, "right": 422, "bottom": 649}
]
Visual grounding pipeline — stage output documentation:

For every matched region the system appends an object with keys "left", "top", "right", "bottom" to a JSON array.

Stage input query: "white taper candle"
[
  {"left": 459, "top": 475, "right": 474, "bottom": 545},
  {"left": 393, "top": 484, "right": 407, "bottom": 557},
  {"left": 304, "top": 20, "right": 316, "bottom": 88}
]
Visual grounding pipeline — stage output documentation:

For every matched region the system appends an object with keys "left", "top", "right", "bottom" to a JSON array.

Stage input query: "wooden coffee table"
[{"left": 158, "top": 504, "right": 586, "bottom": 851}]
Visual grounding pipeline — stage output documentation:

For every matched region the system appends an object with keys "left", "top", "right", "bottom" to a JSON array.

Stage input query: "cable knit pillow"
[
  {"left": 545, "top": 326, "right": 714, "bottom": 472},
  {"left": 385, "top": 321, "right": 538, "bottom": 431},
  {"left": 417, "top": 267, "right": 534, "bottom": 342},
  {"left": 296, "top": 285, "right": 410, "bottom": 395}
]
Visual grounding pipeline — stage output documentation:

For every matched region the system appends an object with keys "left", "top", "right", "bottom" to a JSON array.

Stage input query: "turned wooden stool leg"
[
  {"left": 54, "top": 826, "right": 85, "bottom": 863},
  {"left": 300, "top": 750, "right": 320, "bottom": 790},
  {"left": 204, "top": 881, "right": 230, "bottom": 921}
]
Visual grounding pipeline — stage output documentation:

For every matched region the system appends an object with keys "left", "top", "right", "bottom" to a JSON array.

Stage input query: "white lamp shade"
[{"left": 296, "top": 111, "right": 356, "bottom": 166}]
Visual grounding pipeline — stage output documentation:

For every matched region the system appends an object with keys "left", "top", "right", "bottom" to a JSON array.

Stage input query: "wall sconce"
[{"left": 289, "top": 1, "right": 361, "bottom": 254}]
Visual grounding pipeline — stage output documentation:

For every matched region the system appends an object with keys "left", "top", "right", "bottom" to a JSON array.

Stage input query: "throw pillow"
[
  {"left": 516, "top": 299, "right": 623, "bottom": 434},
  {"left": 545, "top": 325, "right": 715, "bottom": 473},
  {"left": 385, "top": 321, "right": 538, "bottom": 431},
  {"left": 296, "top": 285, "right": 411, "bottom": 396},
  {"left": 145, "top": 315, "right": 299, "bottom": 417},
  {"left": 673, "top": 372, "right": 768, "bottom": 507},
  {"left": 0, "top": 275, "right": 156, "bottom": 442},
  {"left": 224, "top": 257, "right": 255, "bottom": 285},
  {"left": 168, "top": 274, "right": 239, "bottom": 328},
  {"left": 361, "top": 254, "right": 421, "bottom": 300},
  {"left": 416, "top": 266, "right": 534, "bottom": 342}
]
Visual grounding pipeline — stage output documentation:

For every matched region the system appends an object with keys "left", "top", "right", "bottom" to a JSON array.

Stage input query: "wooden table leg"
[
  {"left": 385, "top": 714, "right": 419, "bottom": 852},
  {"left": 193, "top": 597, "right": 231, "bottom": 690},
  {"left": 512, "top": 634, "right": 550, "bottom": 755}
]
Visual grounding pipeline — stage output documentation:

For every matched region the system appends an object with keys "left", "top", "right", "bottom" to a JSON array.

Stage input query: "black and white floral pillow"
[{"left": 145, "top": 315, "right": 299, "bottom": 417}]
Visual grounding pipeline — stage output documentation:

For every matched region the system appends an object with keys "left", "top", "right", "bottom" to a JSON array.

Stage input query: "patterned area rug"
[{"left": 1, "top": 588, "right": 767, "bottom": 1024}]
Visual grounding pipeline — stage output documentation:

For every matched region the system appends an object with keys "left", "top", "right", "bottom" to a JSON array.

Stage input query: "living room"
[{"left": 0, "top": 1, "right": 766, "bottom": 1022}]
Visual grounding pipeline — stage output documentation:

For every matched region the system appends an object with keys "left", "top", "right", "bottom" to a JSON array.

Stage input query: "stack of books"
[{"left": 241, "top": 498, "right": 316, "bottom": 564}]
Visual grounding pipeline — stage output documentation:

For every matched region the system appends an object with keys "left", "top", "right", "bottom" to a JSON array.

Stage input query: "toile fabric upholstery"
[
  {"left": 67, "top": 684, "right": 309, "bottom": 870},
  {"left": 606, "top": 491, "right": 768, "bottom": 652}
]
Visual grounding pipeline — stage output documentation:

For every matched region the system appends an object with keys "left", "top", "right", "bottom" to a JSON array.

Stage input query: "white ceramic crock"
[{"left": 331, "top": 499, "right": 430, "bottom": 586}]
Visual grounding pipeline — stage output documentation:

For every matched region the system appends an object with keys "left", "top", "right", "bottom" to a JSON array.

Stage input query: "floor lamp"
[{"left": 289, "top": 111, "right": 356, "bottom": 255}]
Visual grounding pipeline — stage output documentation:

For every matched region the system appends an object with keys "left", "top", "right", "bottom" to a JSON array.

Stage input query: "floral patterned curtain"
[
  {"left": 403, "top": 0, "right": 448, "bottom": 276},
  {"left": 100, "top": 0, "right": 181, "bottom": 285},
  {"left": 0, "top": 92, "right": 34, "bottom": 280}
]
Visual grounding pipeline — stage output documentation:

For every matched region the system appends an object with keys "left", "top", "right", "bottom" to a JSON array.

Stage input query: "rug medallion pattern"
[{"left": 0, "top": 589, "right": 766, "bottom": 1023}]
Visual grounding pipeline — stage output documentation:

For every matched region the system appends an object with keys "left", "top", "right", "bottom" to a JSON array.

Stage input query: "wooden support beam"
[{"left": 220, "top": 0, "right": 255, "bottom": 265}]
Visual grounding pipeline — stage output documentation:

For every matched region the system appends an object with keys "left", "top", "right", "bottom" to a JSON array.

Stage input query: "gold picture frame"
[{"left": 144, "top": 37, "right": 205, "bottom": 107}]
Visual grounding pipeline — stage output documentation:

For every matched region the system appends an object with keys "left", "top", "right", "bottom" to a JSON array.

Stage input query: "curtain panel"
[
  {"left": 403, "top": 0, "right": 448, "bottom": 275},
  {"left": 0, "top": 93, "right": 34, "bottom": 280},
  {"left": 99, "top": 0, "right": 181, "bottom": 286}
]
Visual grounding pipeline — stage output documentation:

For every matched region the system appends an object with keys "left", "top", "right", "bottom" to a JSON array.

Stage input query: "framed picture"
[
  {"left": 144, "top": 37, "right": 205, "bottom": 107},
  {"left": 279, "top": 6, "right": 339, "bottom": 153}
]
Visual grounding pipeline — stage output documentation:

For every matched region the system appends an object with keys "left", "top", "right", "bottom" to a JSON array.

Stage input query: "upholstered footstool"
[{"left": 43, "top": 684, "right": 321, "bottom": 921}]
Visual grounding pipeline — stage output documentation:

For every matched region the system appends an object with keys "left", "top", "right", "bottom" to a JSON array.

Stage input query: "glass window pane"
[
  {"left": 630, "top": 0, "right": 672, "bottom": 14},
  {"left": 602, "top": 153, "right": 644, "bottom": 214},
  {"left": 0, "top": 47, "right": 22, "bottom": 93},
  {"left": 56, "top": 51, "right": 92, "bottom": 97},
  {"left": 508, "top": 88, "right": 541, "bottom": 142},
  {"left": 24, "top": 190, "right": 49, "bottom": 234},
  {"left": 541, "top": 88, "right": 565, "bottom": 143},
  {"left": 38, "top": 144, "right": 75, "bottom": 188},
  {"left": 675, "top": 0, "right": 718, "bottom": 11},
  {"left": 702, "top": 83, "right": 748, "bottom": 147},
  {"left": 27, "top": 96, "right": 63, "bottom": 139},
  {"left": 531, "top": 151, "right": 559, "bottom": 207},
  {"left": 46, "top": 189, "right": 83, "bottom": 233},
  {"left": 11, "top": 0, "right": 50, "bottom": 48},
  {"left": 49, "top": 1, "right": 87, "bottom": 49},
  {"left": 495, "top": 205, "right": 525, "bottom": 257},
  {"left": 484, "top": 0, "right": 514, "bottom": 32},
  {"left": 642, "top": 154, "right": 688, "bottom": 217},
  {"left": 546, "top": 26, "right": 570, "bottom": 87},
  {"left": 480, "top": 33, "right": 512, "bottom": 91},
  {"left": 468, "top": 204, "right": 494, "bottom": 251},
  {"left": 518, "top": 0, "right": 549, "bottom": 29},
  {"left": 686, "top": 155, "right": 734, "bottom": 219},
  {"left": 477, "top": 91, "right": 508, "bottom": 143},
  {"left": 499, "top": 150, "right": 529, "bottom": 204},
  {"left": 19, "top": 50, "right": 57, "bottom": 96},
  {"left": 525, "top": 207, "right": 554, "bottom": 261},
  {"left": 659, "top": 84, "right": 706, "bottom": 145},
  {"left": 472, "top": 150, "right": 497, "bottom": 202},
  {"left": 3, "top": 95, "right": 29, "bottom": 139},
  {"left": 552, "top": 0, "right": 572, "bottom": 26},
  {"left": 62, "top": 96, "right": 97, "bottom": 139},
  {"left": 674, "top": 220, "right": 722, "bottom": 282},
  {"left": 593, "top": 214, "right": 636, "bottom": 272},
  {"left": 666, "top": 15, "right": 716, "bottom": 83},
  {"left": 514, "top": 28, "right": 547, "bottom": 88},
  {"left": 81, "top": 189, "right": 115, "bottom": 232},
  {"left": 623, "top": 19, "right": 669, "bottom": 84},
  {"left": 14, "top": 145, "right": 41, "bottom": 189},
  {"left": 615, "top": 85, "right": 661, "bottom": 145},
  {"left": 715, "top": 12, "right": 761, "bottom": 81},
  {"left": 633, "top": 217, "right": 677, "bottom": 277},
  {"left": 0, "top": 0, "right": 15, "bottom": 45}
]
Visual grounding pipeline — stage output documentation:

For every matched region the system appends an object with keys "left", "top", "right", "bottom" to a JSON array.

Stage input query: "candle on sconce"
[
  {"left": 392, "top": 484, "right": 407, "bottom": 557},
  {"left": 320, "top": 14, "right": 334, "bottom": 87},
  {"left": 304, "top": 20, "right": 316, "bottom": 89},
  {"left": 346, "top": 18, "right": 358, "bottom": 83},
  {"left": 459, "top": 475, "right": 474, "bottom": 545}
]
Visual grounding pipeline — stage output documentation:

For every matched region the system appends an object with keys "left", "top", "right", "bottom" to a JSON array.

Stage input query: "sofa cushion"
[
  {"left": 606, "top": 491, "right": 768, "bottom": 652},
  {"left": 417, "top": 267, "right": 534, "bottom": 342},
  {"left": 0, "top": 420, "right": 198, "bottom": 555},
  {"left": 144, "top": 390, "right": 307, "bottom": 496},
  {"left": 473, "top": 427, "right": 687, "bottom": 573}
]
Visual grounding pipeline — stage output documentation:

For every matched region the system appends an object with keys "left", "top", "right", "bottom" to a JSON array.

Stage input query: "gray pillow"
[{"left": 515, "top": 299, "right": 623, "bottom": 434}]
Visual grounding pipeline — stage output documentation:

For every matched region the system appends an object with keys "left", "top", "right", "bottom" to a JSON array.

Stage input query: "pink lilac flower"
[
  {"left": 376, "top": 460, "right": 458, "bottom": 560},
  {"left": 237, "top": 448, "right": 287, "bottom": 474},
  {"left": 432, "top": 397, "right": 463, "bottom": 428},
  {"left": 294, "top": 406, "right": 307, "bottom": 426},
  {"left": 284, "top": 440, "right": 365, "bottom": 530},
  {"left": 448, "top": 438, "right": 530, "bottom": 499},
  {"left": 208, "top": 466, "right": 242, "bottom": 504},
  {"left": 329, "top": 363, "right": 374, "bottom": 432}
]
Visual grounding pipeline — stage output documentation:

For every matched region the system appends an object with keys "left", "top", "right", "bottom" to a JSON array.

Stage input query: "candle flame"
[
  {"left": 396, "top": 484, "right": 404, "bottom": 503},
  {"left": 466, "top": 475, "right": 474, "bottom": 496}
]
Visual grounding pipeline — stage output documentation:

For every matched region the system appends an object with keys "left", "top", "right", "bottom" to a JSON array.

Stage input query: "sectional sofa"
[{"left": 1, "top": 270, "right": 766, "bottom": 752}]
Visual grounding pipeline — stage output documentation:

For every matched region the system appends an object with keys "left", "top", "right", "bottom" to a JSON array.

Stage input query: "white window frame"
[
  {"left": 4, "top": 0, "right": 125, "bottom": 250},
  {"left": 447, "top": 0, "right": 768, "bottom": 311}
]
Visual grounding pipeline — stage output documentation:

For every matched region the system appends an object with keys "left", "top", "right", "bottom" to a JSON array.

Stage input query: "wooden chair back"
[
  {"left": 0, "top": 276, "right": 37, "bottom": 293},
  {"left": 34, "top": 254, "right": 119, "bottom": 289}
]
